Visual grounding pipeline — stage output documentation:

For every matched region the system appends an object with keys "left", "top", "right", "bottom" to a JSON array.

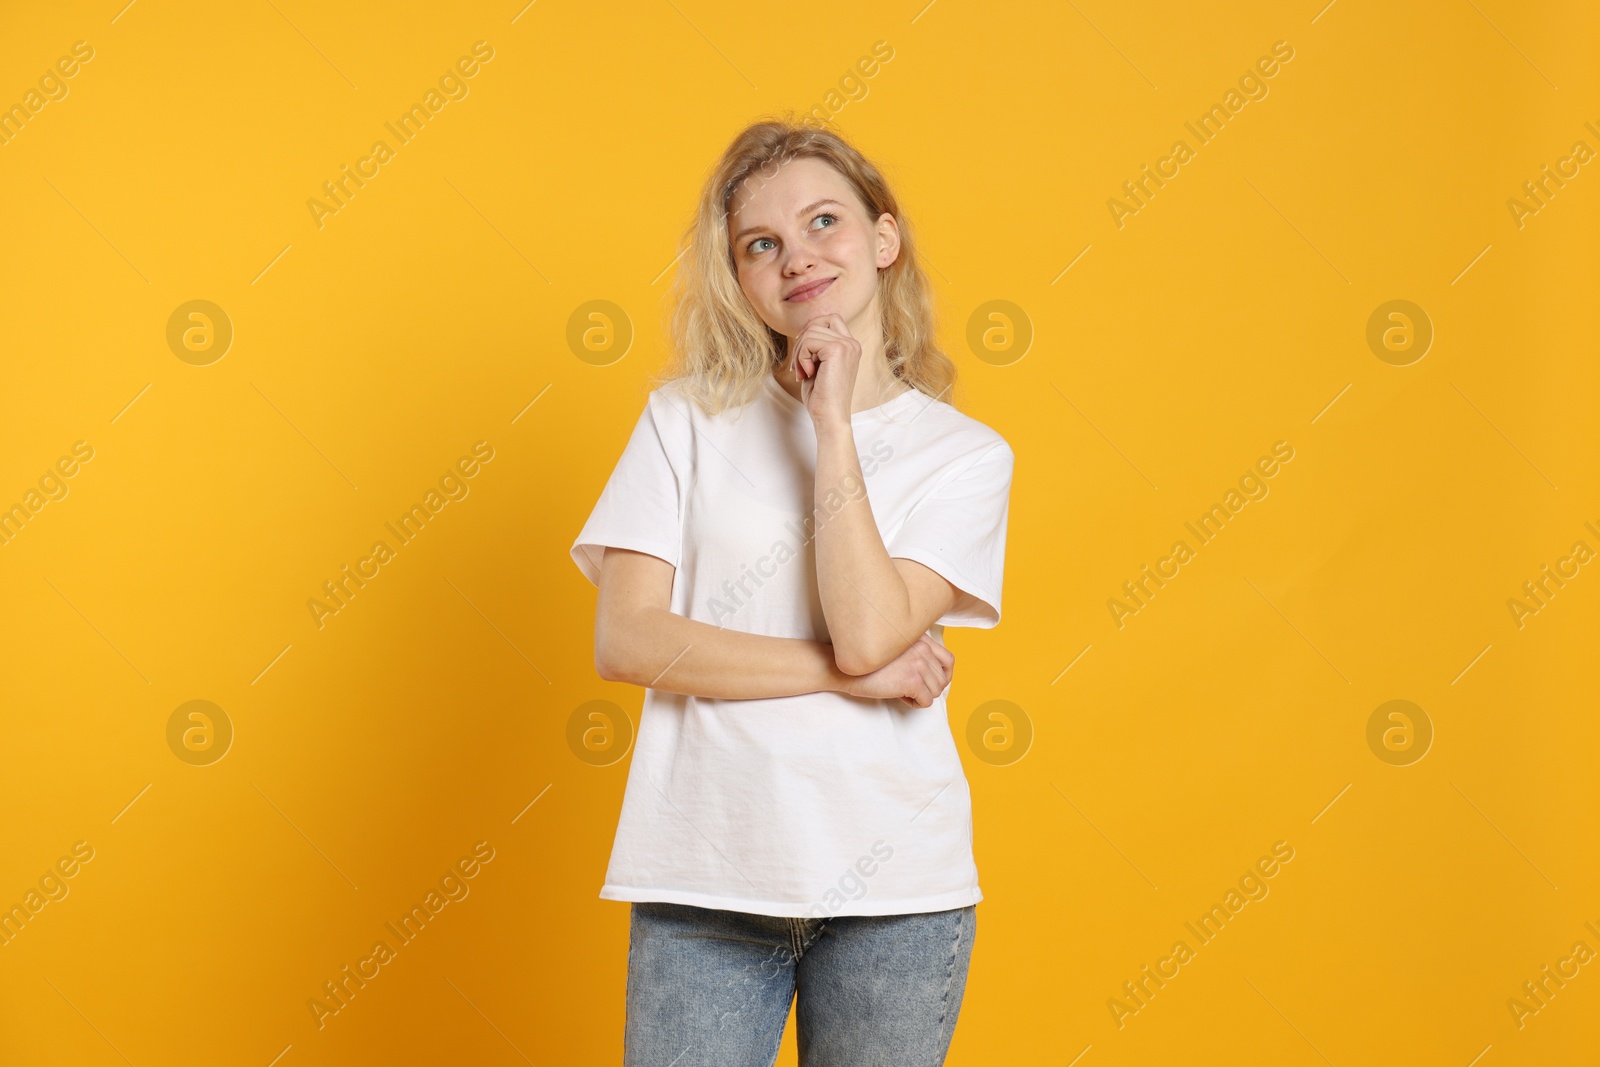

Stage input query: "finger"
[
  {"left": 802, "top": 326, "right": 846, "bottom": 353},
  {"left": 800, "top": 336, "right": 830, "bottom": 373},
  {"left": 919, "top": 641, "right": 952, "bottom": 680},
  {"left": 906, "top": 670, "right": 932, "bottom": 707},
  {"left": 797, "top": 320, "right": 835, "bottom": 346},
  {"left": 809, "top": 313, "right": 846, "bottom": 338},
  {"left": 922, "top": 636, "right": 954, "bottom": 669},
  {"left": 800, "top": 342, "right": 828, "bottom": 372}
]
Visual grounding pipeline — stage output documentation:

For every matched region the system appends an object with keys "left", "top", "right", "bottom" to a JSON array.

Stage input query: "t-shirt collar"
[{"left": 761, "top": 371, "right": 923, "bottom": 423}]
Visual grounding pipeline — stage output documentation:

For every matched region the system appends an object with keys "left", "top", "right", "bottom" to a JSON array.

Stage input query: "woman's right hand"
[{"left": 842, "top": 634, "right": 955, "bottom": 708}]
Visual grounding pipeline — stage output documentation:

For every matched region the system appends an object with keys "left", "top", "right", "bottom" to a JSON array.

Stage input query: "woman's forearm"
[
  {"left": 597, "top": 605, "right": 856, "bottom": 699},
  {"left": 812, "top": 421, "right": 917, "bottom": 674}
]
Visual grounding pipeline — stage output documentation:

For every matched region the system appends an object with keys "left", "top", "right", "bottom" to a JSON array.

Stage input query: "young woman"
[{"left": 570, "top": 117, "right": 1015, "bottom": 1066}]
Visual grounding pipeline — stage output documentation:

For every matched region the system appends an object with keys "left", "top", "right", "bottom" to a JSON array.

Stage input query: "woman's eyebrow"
[{"left": 732, "top": 199, "right": 847, "bottom": 242}]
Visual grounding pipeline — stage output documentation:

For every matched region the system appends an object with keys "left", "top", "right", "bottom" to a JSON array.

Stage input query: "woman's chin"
[{"left": 781, "top": 297, "right": 853, "bottom": 329}]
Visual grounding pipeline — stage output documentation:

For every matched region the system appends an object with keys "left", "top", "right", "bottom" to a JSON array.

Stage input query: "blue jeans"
[{"left": 623, "top": 901, "right": 976, "bottom": 1066}]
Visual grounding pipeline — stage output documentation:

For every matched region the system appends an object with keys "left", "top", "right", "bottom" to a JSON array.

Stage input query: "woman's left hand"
[{"left": 788, "top": 313, "right": 861, "bottom": 428}]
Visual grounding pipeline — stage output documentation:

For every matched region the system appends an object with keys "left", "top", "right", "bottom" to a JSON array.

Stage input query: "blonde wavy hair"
[{"left": 650, "top": 114, "right": 958, "bottom": 418}]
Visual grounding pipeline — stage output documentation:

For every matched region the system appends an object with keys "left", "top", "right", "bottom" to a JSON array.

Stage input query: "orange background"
[{"left": 1, "top": 1, "right": 1596, "bottom": 1064}]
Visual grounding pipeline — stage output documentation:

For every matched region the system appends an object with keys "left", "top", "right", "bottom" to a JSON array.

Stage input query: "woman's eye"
[{"left": 745, "top": 215, "right": 834, "bottom": 254}]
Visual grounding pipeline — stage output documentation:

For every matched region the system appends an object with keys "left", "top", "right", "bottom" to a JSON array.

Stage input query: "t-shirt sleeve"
[
  {"left": 569, "top": 392, "right": 683, "bottom": 587},
  {"left": 887, "top": 439, "right": 1015, "bottom": 629}
]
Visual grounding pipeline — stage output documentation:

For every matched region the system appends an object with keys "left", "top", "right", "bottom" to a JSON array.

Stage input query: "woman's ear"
[{"left": 875, "top": 212, "right": 901, "bottom": 269}]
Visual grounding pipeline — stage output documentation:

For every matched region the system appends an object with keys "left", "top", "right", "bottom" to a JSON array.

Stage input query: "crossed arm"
[
  {"left": 591, "top": 425, "right": 963, "bottom": 696},
  {"left": 593, "top": 547, "right": 859, "bottom": 698},
  {"left": 811, "top": 421, "right": 959, "bottom": 675}
]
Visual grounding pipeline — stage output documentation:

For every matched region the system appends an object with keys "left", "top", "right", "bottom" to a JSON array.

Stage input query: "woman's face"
[{"left": 727, "top": 156, "right": 898, "bottom": 343}]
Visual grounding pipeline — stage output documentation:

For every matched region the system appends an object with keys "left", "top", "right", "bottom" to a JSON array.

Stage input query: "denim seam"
[
  {"left": 935, "top": 907, "right": 966, "bottom": 1053},
  {"left": 792, "top": 916, "right": 830, "bottom": 961}
]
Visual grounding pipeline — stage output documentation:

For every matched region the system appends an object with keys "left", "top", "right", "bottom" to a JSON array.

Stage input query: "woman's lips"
[{"left": 785, "top": 277, "right": 835, "bottom": 302}]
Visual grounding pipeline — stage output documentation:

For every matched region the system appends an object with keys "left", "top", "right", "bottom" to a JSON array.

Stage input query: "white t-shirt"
[{"left": 570, "top": 369, "right": 1014, "bottom": 918}]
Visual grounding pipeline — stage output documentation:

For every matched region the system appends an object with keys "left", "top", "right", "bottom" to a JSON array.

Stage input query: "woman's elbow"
[
  {"left": 832, "top": 636, "right": 892, "bottom": 677},
  {"left": 593, "top": 619, "right": 636, "bottom": 684},
  {"left": 595, "top": 648, "right": 625, "bottom": 683},
  {"left": 595, "top": 649, "right": 637, "bottom": 685}
]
